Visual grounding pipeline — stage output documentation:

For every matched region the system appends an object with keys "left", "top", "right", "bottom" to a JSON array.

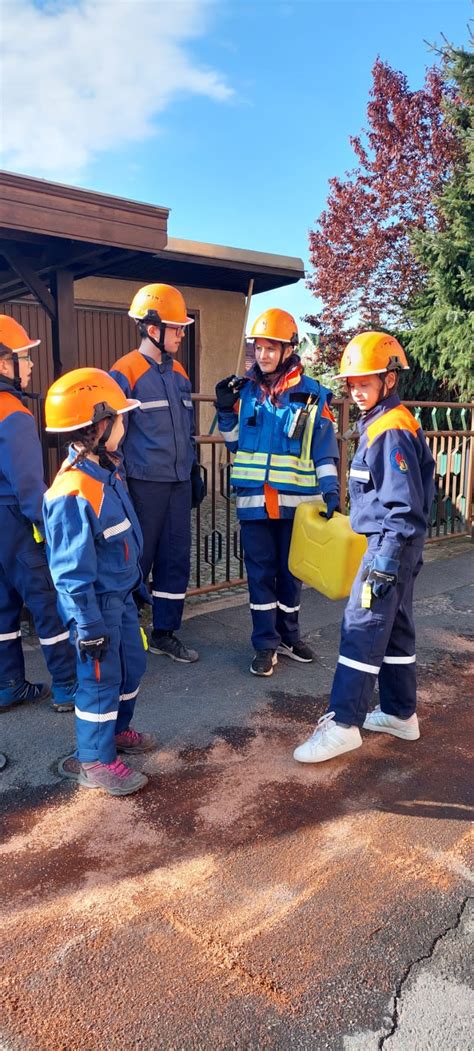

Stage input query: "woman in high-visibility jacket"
[
  {"left": 216, "top": 309, "right": 340, "bottom": 676},
  {"left": 43, "top": 368, "right": 157, "bottom": 796}
]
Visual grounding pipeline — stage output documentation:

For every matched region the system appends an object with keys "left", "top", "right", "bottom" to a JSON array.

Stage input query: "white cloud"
[{"left": 1, "top": 0, "right": 233, "bottom": 178}]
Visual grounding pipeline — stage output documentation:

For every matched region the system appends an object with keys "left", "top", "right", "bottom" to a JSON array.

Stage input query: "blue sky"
[{"left": 2, "top": 0, "right": 471, "bottom": 330}]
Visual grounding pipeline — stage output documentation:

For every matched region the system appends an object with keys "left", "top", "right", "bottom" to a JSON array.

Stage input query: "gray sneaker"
[
  {"left": 276, "top": 641, "right": 315, "bottom": 663},
  {"left": 78, "top": 757, "right": 148, "bottom": 796},
  {"left": 250, "top": 650, "right": 277, "bottom": 676},
  {"left": 149, "top": 631, "right": 199, "bottom": 663}
]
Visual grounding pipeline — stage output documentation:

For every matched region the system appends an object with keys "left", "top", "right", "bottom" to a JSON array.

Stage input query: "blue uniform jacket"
[
  {"left": 349, "top": 394, "right": 435, "bottom": 561},
  {"left": 43, "top": 451, "right": 144, "bottom": 640},
  {"left": 0, "top": 378, "right": 45, "bottom": 531},
  {"left": 110, "top": 350, "right": 196, "bottom": 483},
  {"left": 218, "top": 366, "right": 339, "bottom": 520}
]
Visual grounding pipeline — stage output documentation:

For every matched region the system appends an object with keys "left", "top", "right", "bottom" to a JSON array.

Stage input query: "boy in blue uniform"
[
  {"left": 216, "top": 308, "right": 340, "bottom": 676},
  {"left": 0, "top": 315, "right": 76, "bottom": 711},
  {"left": 110, "top": 283, "right": 204, "bottom": 664},
  {"left": 294, "top": 332, "right": 435, "bottom": 763},
  {"left": 43, "top": 368, "right": 156, "bottom": 796}
]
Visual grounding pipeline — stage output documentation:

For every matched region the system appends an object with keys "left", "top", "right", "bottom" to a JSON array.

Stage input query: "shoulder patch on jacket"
[
  {"left": 172, "top": 360, "right": 190, "bottom": 381},
  {"left": 111, "top": 350, "right": 150, "bottom": 390},
  {"left": 321, "top": 403, "right": 335, "bottom": 422},
  {"left": 367, "top": 405, "right": 420, "bottom": 448},
  {"left": 46, "top": 468, "right": 105, "bottom": 517},
  {"left": 0, "top": 392, "right": 33, "bottom": 424}
]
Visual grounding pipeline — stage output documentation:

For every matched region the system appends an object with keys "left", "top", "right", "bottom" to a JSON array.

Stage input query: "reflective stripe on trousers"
[
  {"left": 328, "top": 536, "right": 425, "bottom": 726},
  {"left": 241, "top": 519, "right": 302, "bottom": 651}
]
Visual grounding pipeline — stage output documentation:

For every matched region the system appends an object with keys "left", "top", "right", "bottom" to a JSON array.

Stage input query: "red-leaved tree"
[{"left": 306, "top": 58, "right": 460, "bottom": 346}]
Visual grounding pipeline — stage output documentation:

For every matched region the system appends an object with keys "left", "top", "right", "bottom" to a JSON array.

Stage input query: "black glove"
[
  {"left": 361, "top": 555, "right": 399, "bottom": 599},
  {"left": 319, "top": 492, "right": 341, "bottom": 521},
  {"left": 77, "top": 635, "right": 110, "bottom": 662},
  {"left": 191, "top": 462, "right": 206, "bottom": 508},
  {"left": 214, "top": 375, "right": 241, "bottom": 411}
]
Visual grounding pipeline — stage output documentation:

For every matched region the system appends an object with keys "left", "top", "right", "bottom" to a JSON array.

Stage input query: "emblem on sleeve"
[{"left": 390, "top": 447, "right": 408, "bottom": 472}]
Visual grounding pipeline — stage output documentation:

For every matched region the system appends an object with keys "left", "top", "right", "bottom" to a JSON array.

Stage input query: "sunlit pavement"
[{"left": 1, "top": 538, "right": 473, "bottom": 1050}]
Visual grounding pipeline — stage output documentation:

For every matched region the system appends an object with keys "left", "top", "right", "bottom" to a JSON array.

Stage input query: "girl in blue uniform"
[
  {"left": 294, "top": 332, "right": 435, "bottom": 764},
  {"left": 216, "top": 308, "right": 340, "bottom": 676},
  {"left": 43, "top": 368, "right": 156, "bottom": 796}
]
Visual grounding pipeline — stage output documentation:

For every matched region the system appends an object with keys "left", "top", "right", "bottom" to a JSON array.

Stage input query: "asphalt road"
[{"left": 1, "top": 538, "right": 473, "bottom": 1050}]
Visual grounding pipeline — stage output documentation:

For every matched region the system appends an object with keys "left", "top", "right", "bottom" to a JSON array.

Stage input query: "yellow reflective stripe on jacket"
[
  {"left": 233, "top": 451, "right": 268, "bottom": 466},
  {"left": 301, "top": 404, "right": 319, "bottom": 461},
  {"left": 269, "top": 454, "right": 315, "bottom": 473},
  {"left": 268, "top": 470, "right": 316, "bottom": 488},
  {"left": 232, "top": 466, "right": 267, "bottom": 481}
]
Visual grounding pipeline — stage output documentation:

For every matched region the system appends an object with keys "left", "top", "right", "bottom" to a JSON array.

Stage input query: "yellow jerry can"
[{"left": 289, "top": 505, "right": 368, "bottom": 601}]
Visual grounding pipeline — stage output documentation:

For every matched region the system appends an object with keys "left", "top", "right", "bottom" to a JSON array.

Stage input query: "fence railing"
[
  {"left": 191, "top": 396, "right": 473, "bottom": 595},
  {"left": 38, "top": 395, "right": 473, "bottom": 598}
]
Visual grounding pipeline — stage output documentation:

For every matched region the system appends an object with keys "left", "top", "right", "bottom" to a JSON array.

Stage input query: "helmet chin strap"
[
  {"left": 12, "top": 354, "right": 22, "bottom": 393},
  {"left": 94, "top": 416, "right": 117, "bottom": 471},
  {"left": 145, "top": 313, "right": 167, "bottom": 356}
]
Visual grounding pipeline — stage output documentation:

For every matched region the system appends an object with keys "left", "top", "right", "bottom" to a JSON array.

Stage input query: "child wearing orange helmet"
[
  {"left": 294, "top": 333, "right": 435, "bottom": 764},
  {"left": 0, "top": 315, "right": 77, "bottom": 712},
  {"left": 110, "top": 284, "right": 204, "bottom": 664},
  {"left": 43, "top": 368, "right": 157, "bottom": 796}
]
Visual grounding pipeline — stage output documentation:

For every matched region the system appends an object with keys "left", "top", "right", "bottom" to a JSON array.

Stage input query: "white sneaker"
[
  {"left": 293, "top": 712, "right": 362, "bottom": 764},
  {"left": 363, "top": 707, "right": 420, "bottom": 740}
]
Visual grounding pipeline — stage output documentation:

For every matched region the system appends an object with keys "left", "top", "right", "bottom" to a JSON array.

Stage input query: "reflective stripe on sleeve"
[
  {"left": 38, "top": 630, "right": 70, "bottom": 646},
  {"left": 139, "top": 400, "right": 169, "bottom": 410},
  {"left": 0, "top": 630, "right": 22, "bottom": 641},
  {"left": 350, "top": 469, "right": 370, "bottom": 481},
  {"left": 220, "top": 424, "right": 239, "bottom": 442},
  {"left": 103, "top": 518, "right": 131, "bottom": 540},
  {"left": 316, "top": 464, "right": 338, "bottom": 479},
  {"left": 75, "top": 708, "right": 118, "bottom": 723},
  {"left": 338, "top": 654, "right": 380, "bottom": 674}
]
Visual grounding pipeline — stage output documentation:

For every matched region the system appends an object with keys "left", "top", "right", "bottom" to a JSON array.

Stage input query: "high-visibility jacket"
[
  {"left": 0, "top": 378, "right": 45, "bottom": 531},
  {"left": 43, "top": 452, "right": 143, "bottom": 640},
  {"left": 218, "top": 365, "right": 339, "bottom": 520},
  {"left": 349, "top": 393, "right": 435, "bottom": 561},
  {"left": 110, "top": 350, "right": 196, "bottom": 483}
]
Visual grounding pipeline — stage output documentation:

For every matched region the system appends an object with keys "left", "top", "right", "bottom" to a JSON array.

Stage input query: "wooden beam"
[
  {"left": 0, "top": 246, "right": 56, "bottom": 319},
  {"left": 50, "top": 269, "right": 78, "bottom": 378}
]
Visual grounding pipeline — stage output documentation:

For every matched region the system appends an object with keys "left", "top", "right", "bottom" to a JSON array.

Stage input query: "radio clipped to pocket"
[{"left": 287, "top": 393, "right": 318, "bottom": 441}]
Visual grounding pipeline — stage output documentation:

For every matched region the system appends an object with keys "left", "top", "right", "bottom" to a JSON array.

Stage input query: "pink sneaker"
[
  {"left": 115, "top": 727, "right": 158, "bottom": 755},
  {"left": 78, "top": 757, "right": 148, "bottom": 796}
]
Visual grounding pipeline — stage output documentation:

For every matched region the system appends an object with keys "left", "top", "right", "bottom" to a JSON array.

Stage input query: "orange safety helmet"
[
  {"left": 0, "top": 315, "right": 40, "bottom": 354},
  {"left": 249, "top": 308, "right": 299, "bottom": 346},
  {"left": 128, "top": 284, "right": 193, "bottom": 326},
  {"left": 45, "top": 368, "right": 140, "bottom": 433},
  {"left": 338, "top": 332, "right": 410, "bottom": 378}
]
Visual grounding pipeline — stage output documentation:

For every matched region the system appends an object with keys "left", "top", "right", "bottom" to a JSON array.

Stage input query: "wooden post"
[
  {"left": 50, "top": 270, "right": 78, "bottom": 378},
  {"left": 234, "top": 278, "right": 254, "bottom": 377}
]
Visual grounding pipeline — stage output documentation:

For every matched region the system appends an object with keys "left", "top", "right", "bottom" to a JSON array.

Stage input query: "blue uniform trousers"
[
  {"left": 127, "top": 479, "right": 192, "bottom": 633},
  {"left": 0, "top": 506, "right": 76, "bottom": 696},
  {"left": 74, "top": 591, "right": 147, "bottom": 763},
  {"left": 241, "top": 519, "right": 302, "bottom": 651},
  {"left": 329, "top": 535, "right": 424, "bottom": 727}
]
